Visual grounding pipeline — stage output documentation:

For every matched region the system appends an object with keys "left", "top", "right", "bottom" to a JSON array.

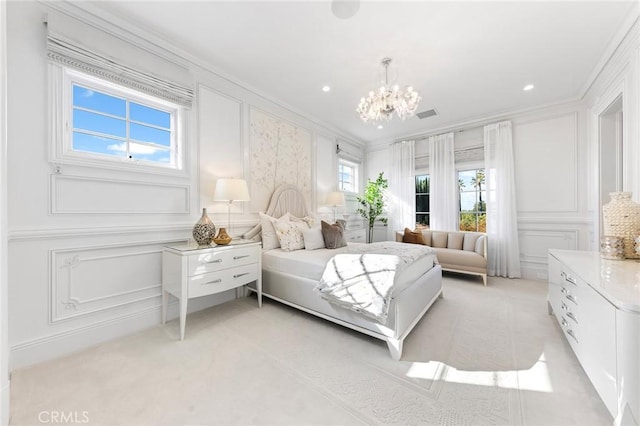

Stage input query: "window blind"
[{"left": 46, "top": 12, "right": 193, "bottom": 107}]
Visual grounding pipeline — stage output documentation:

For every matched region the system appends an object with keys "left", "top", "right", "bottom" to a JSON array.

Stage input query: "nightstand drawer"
[
  {"left": 188, "top": 263, "right": 258, "bottom": 299},
  {"left": 188, "top": 246, "right": 258, "bottom": 276}
]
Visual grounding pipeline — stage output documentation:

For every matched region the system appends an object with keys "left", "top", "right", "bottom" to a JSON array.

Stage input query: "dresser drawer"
[
  {"left": 188, "top": 263, "right": 258, "bottom": 299},
  {"left": 188, "top": 246, "right": 258, "bottom": 276}
]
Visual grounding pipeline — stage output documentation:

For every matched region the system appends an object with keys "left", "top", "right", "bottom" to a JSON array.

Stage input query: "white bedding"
[
  {"left": 315, "top": 242, "right": 436, "bottom": 323},
  {"left": 262, "top": 242, "right": 436, "bottom": 296}
]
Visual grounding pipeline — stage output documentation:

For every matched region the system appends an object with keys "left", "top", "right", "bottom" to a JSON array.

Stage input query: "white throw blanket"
[{"left": 315, "top": 241, "right": 435, "bottom": 324}]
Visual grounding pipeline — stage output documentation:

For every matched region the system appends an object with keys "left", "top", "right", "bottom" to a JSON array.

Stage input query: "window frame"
[
  {"left": 52, "top": 66, "right": 186, "bottom": 176},
  {"left": 415, "top": 173, "right": 430, "bottom": 228},
  {"left": 457, "top": 166, "right": 486, "bottom": 232},
  {"left": 338, "top": 158, "right": 359, "bottom": 194}
]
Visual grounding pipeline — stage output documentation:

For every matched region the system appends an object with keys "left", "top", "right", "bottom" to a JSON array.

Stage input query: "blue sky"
[{"left": 72, "top": 85, "right": 171, "bottom": 163}]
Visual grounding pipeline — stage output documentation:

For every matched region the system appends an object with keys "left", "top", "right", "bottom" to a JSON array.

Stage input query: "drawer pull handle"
[
  {"left": 561, "top": 318, "right": 568, "bottom": 327},
  {"left": 560, "top": 287, "right": 568, "bottom": 295},
  {"left": 565, "top": 275, "right": 577, "bottom": 285},
  {"left": 233, "top": 255, "right": 250, "bottom": 260},
  {"left": 561, "top": 302, "right": 567, "bottom": 311},
  {"left": 560, "top": 271, "right": 566, "bottom": 278},
  {"left": 207, "top": 259, "right": 223, "bottom": 264},
  {"left": 567, "top": 312, "right": 578, "bottom": 324},
  {"left": 566, "top": 294, "right": 578, "bottom": 305},
  {"left": 233, "top": 273, "right": 249, "bottom": 279},
  {"left": 567, "top": 329, "right": 579, "bottom": 343},
  {"left": 204, "top": 279, "right": 222, "bottom": 285}
]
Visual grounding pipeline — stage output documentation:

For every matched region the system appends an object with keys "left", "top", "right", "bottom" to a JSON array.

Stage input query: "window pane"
[
  {"left": 460, "top": 212, "right": 478, "bottom": 231},
  {"left": 130, "top": 123, "right": 171, "bottom": 147},
  {"left": 415, "top": 175, "right": 429, "bottom": 194},
  {"left": 72, "top": 132, "right": 127, "bottom": 158},
  {"left": 73, "top": 109, "right": 126, "bottom": 138},
  {"left": 416, "top": 213, "right": 429, "bottom": 226},
  {"left": 460, "top": 192, "right": 476, "bottom": 212},
  {"left": 73, "top": 85, "right": 125, "bottom": 117},
  {"left": 130, "top": 103, "right": 170, "bottom": 129},
  {"left": 129, "top": 142, "right": 171, "bottom": 163},
  {"left": 416, "top": 194, "right": 429, "bottom": 213}
]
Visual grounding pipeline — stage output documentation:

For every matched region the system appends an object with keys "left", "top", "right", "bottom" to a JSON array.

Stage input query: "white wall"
[
  {"left": 0, "top": 0, "right": 9, "bottom": 422},
  {"left": 6, "top": 1, "right": 364, "bottom": 370}
]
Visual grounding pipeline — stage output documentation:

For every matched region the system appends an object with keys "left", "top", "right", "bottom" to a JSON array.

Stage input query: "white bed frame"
[{"left": 245, "top": 184, "right": 443, "bottom": 360}]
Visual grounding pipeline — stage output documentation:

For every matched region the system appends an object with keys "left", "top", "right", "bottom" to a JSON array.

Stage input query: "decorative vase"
[
  {"left": 602, "top": 192, "right": 640, "bottom": 259},
  {"left": 213, "top": 227, "right": 232, "bottom": 245},
  {"left": 192, "top": 208, "right": 216, "bottom": 246},
  {"left": 600, "top": 236, "right": 625, "bottom": 260}
]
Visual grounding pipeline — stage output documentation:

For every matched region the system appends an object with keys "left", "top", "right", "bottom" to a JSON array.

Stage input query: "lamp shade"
[
  {"left": 326, "top": 191, "right": 345, "bottom": 207},
  {"left": 213, "top": 179, "right": 250, "bottom": 202}
]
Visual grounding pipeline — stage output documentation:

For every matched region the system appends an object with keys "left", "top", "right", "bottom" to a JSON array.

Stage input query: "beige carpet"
[{"left": 9, "top": 275, "right": 612, "bottom": 425}]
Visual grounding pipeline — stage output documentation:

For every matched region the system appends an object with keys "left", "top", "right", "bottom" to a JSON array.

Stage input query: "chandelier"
[{"left": 356, "top": 57, "right": 421, "bottom": 123}]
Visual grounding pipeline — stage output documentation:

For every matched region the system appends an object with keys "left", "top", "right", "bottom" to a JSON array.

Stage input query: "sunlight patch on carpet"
[{"left": 406, "top": 353, "right": 553, "bottom": 393}]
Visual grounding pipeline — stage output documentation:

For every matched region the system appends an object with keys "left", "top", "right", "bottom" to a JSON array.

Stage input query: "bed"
[{"left": 245, "top": 184, "right": 443, "bottom": 360}]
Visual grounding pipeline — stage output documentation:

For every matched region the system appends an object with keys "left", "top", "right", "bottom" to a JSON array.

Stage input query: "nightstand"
[{"left": 161, "top": 240, "right": 262, "bottom": 340}]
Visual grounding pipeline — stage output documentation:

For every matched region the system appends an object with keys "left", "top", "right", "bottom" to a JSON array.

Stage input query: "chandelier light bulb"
[{"left": 356, "top": 57, "right": 421, "bottom": 123}]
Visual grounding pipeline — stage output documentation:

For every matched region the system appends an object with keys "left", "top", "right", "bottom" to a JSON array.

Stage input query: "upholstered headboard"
[{"left": 242, "top": 184, "right": 312, "bottom": 240}]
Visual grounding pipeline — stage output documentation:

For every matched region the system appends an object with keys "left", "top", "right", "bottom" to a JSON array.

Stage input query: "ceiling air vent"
[{"left": 416, "top": 108, "right": 438, "bottom": 119}]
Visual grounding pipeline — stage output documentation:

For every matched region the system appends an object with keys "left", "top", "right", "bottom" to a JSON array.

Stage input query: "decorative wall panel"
[
  {"left": 249, "top": 108, "right": 311, "bottom": 211},
  {"left": 51, "top": 175, "right": 190, "bottom": 214},
  {"left": 50, "top": 242, "right": 171, "bottom": 322},
  {"left": 513, "top": 113, "right": 578, "bottom": 213},
  {"left": 519, "top": 229, "right": 578, "bottom": 264}
]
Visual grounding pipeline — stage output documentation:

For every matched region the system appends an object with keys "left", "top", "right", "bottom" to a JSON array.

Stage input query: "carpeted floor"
[{"left": 9, "top": 274, "right": 612, "bottom": 425}]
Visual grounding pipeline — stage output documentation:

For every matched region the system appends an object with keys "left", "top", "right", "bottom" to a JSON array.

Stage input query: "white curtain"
[
  {"left": 429, "top": 132, "right": 458, "bottom": 231},
  {"left": 484, "top": 121, "right": 521, "bottom": 278},
  {"left": 388, "top": 140, "right": 416, "bottom": 239}
]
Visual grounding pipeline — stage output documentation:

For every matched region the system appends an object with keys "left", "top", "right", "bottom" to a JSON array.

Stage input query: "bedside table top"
[{"left": 164, "top": 239, "right": 261, "bottom": 254}]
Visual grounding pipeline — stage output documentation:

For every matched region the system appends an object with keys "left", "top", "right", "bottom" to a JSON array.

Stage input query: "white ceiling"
[{"left": 87, "top": 1, "right": 636, "bottom": 144}]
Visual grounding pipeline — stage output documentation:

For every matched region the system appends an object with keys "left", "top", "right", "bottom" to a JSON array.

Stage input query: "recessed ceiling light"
[
  {"left": 523, "top": 84, "right": 535, "bottom": 91},
  {"left": 377, "top": 125, "right": 384, "bottom": 129},
  {"left": 322, "top": 85, "right": 331, "bottom": 92}
]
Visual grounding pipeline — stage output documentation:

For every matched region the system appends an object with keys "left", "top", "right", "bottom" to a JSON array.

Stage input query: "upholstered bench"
[{"left": 396, "top": 229, "right": 488, "bottom": 286}]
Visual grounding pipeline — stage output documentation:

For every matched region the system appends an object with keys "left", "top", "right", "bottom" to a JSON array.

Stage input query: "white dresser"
[
  {"left": 162, "top": 240, "right": 262, "bottom": 340},
  {"left": 548, "top": 250, "right": 640, "bottom": 425}
]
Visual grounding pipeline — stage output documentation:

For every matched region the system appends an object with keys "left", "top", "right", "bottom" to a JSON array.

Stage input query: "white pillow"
[
  {"left": 273, "top": 215, "right": 308, "bottom": 251},
  {"left": 259, "top": 212, "right": 288, "bottom": 250},
  {"left": 290, "top": 214, "right": 318, "bottom": 228},
  {"left": 302, "top": 226, "right": 325, "bottom": 250}
]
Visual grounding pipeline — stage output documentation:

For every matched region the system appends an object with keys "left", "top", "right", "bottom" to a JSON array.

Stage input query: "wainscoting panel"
[
  {"left": 51, "top": 174, "right": 190, "bottom": 214},
  {"left": 519, "top": 229, "right": 578, "bottom": 264},
  {"left": 518, "top": 225, "right": 585, "bottom": 280},
  {"left": 50, "top": 243, "right": 166, "bottom": 322}
]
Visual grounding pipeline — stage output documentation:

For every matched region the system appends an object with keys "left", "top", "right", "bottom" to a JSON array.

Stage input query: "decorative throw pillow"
[
  {"left": 302, "top": 226, "right": 325, "bottom": 250},
  {"left": 321, "top": 220, "right": 347, "bottom": 249},
  {"left": 273, "top": 215, "right": 308, "bottom": 251},
  {"left": 402, "top": 228, "right": 426, "bottom": 245},
  {"left": 290, "top": 214, "right": 318, "bottom": 228},
  {"left": 259, "top": 212, "right": 288, "bottom": 250}
]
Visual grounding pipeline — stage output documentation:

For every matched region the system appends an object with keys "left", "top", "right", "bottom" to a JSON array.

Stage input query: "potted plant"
[{"left": 357, "top": 172, "right": 388, "bottom": 243}]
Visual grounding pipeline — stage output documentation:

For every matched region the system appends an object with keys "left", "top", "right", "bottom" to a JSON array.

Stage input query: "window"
[
  {"left": 338, "top": 159, "right": 358, "bottom": 192},
  {"left": 62, "top": 69, "right": 182, "bottom": 170},
  {"left": 415, "top": 174, "right": 430, "bottom": 227},
  {"left": 458, "top": 168, "right": 486, "bottom": 232}
]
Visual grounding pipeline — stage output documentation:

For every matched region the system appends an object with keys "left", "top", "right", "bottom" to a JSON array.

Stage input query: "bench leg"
[{"left": 386, "top": 338, "right": 403, "bottom": 361}]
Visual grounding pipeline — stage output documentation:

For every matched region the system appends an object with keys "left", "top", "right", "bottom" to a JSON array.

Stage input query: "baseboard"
[
  {"left": 1, "top": 380, "right": 9, "bottom": 426},
  {"left": 9, "top": 290, "right": 237, "bottom": 371}
]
